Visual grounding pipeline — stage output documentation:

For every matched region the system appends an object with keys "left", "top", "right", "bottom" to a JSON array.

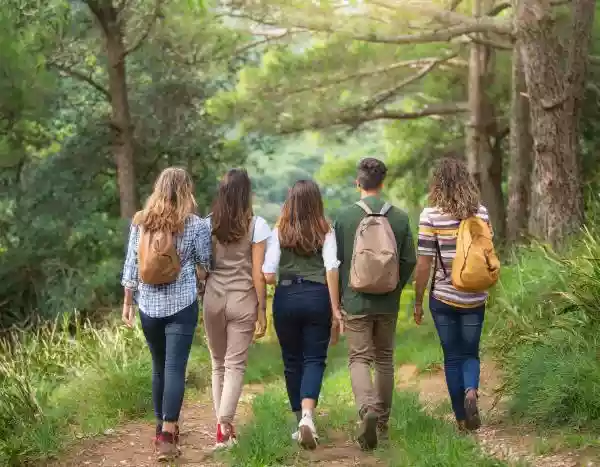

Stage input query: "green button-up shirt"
[{"left": 334, "top": 196, "right": 416, "bottom": 315}]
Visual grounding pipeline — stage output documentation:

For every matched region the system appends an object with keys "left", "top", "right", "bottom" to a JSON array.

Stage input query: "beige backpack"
[
  {"left": 134, "top": 212, "right": 181, "bottom": 285},
  {"left": 349, "top": 201, "right": 399, "bottom": 294}
]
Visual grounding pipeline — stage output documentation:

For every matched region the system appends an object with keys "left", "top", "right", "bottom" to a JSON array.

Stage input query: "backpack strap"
[
  {"left": 431, "top": 239, "right": 448, "bottom": 293},
  {"left": 356, "top": 200, "right": 373, "bottom": 215},
  {"left": 379, "top": 203, "right": 392, "bottom": 216}
]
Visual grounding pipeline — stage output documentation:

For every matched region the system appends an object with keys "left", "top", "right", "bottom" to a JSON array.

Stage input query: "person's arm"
[
  {"left": 323, "top": 229, "right": 343, "bottom": 343},
  {"left": 413, "top": 209, "right": 437, "bottom": 324},
  {"left": 193, "top": 218, "right": 212, "bottom": 290},
  {"left": 262, "top": 228, "right": 280, "bottom": 285},
  {"left": 121, "top": 222, "right": 139, "bottom": 327},
  {"left": 252, "top": 240, "right": 268, "bottom": 338},
  {"left": 333, "top": 218, "right": 343, "bottom": 303},
  {"left": 397, "top": 219, "right": 417, "bottom": 289}
]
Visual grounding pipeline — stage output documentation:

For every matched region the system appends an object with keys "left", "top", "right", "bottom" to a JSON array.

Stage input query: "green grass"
[
  {"left": 0, "top": 314, "right": 211, "bottom": 466},
  {"left": 487, "top": 233, "right": 600, "bottom": 430}
]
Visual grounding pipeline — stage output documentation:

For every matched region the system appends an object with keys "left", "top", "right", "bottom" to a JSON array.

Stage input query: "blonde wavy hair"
[
  {"left": 134, "top": 167, "right": 197, "bottom": 233},
  {"left": 428, "top": 157, "right": 480, "bottom": 219}
]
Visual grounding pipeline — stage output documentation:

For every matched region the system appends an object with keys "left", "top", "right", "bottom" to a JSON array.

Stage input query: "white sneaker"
[
  {"left": 297, "top": 415, "right": 318, "bottom": 450},
  {"left": 291, "top": 430, "right": 299, "bottom": 441}
]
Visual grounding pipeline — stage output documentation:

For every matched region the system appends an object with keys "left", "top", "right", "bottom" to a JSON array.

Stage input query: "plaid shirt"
[{"left": 121, "top": 214, "right": 211, "bottom": 318}]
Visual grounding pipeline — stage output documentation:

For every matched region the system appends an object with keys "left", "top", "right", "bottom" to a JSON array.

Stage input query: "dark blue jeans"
[
  {"left": 273, "top": 281, "right": 332, "bottom": 412},
  {"left": 430, "top": 296, "right": 485, "bottom": 421},
  {"left": 139, "top": 300, "right": 198, "bottom": 423}
]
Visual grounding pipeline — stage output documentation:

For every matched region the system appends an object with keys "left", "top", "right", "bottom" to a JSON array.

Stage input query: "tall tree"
[
  {"left": 507, "top": 39, "right": 533, "bottom": 243},
  {"left": 517, "top": 0, "right": 596, "bottom": 246}
]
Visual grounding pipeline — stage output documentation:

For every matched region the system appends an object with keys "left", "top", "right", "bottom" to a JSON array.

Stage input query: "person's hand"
[
  {"left": 122, "top": 303, "right": 136, "bottom": 328},
  {"left": 413, "top": 302, "right": 424, "bottom": 326},
  {"left": 254, "top": 307, "right": 267, "bottom": 340},
  {"left": 330, "top": 307, "right": 345, "bottom": 345}
]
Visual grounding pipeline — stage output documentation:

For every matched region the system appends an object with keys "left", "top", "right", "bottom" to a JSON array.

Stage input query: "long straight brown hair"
[
  {"left": 278, "top": 180, "right": 330, "bottom": 256},
  {"left": 211, "top": 168, "right": 253, "bottom": 244}
]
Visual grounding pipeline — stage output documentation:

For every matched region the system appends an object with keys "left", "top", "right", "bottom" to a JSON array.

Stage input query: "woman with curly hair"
[
  {"left": 413, "top": 157, "right": 492, "bottom": 433},
  {"left": 121, "top": 167, "right": 211, "bottom": 461},
  {"left": 203, "top": 168, "right": 271, "bottom": 449},
  {"left": 263, "top": 180, "right": 342, "bottom": 450}
]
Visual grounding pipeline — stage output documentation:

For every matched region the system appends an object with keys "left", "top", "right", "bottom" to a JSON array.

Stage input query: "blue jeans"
[
  {"left": 430, "top": 296, "right": 485, "bottom": 421},
  {"left": 139, "top": 300, "right": 198, "bottom": 423},
  {"left": 273, "top": 281, "right": 332, "bottom": 412}
]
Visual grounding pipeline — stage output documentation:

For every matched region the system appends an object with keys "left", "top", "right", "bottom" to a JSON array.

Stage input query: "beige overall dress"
[{"left": 204, "top": 218, "right": 257, "bottom": 424}]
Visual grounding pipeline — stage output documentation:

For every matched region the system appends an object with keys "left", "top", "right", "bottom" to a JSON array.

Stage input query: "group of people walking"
[{"left": 121, "top": 156, "right": 499, "bottom": 462}]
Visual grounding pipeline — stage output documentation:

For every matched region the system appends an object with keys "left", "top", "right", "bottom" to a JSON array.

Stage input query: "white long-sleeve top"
[{"left": 262, "top": 228, "right": 341, "bottom": 274}]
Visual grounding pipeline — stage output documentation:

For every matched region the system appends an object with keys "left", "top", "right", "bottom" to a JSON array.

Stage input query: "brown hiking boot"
[
  {"left": 357, "top": 410, "right": 378, "bottom": 451},
  {"left": 156, "top": 432, "right": 179, "bottom": 462},
  {"left": 464, "top": 390, "right": 481, "bottom": 431}
]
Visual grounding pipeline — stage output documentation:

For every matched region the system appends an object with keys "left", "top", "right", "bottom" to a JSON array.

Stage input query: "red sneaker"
[
  {"left": 214, "top": 423, "right": 237, "bottom": 450},
  {"left": 153, "top": 424, "right": 179, "bottom": 446}
]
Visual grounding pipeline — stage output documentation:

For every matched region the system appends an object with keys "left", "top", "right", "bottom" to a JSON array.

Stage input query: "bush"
[
  {"left": 0, "top": 313, "right": 209, "bottom": 466},
  {"left": 488, "top": 230, "right": 600, "bottom": 428}
]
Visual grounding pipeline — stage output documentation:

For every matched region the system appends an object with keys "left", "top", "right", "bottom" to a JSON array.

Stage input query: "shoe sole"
[
  {"left": 299, "top": 425, "right": 318, "bottom": 450},
  {"left": 357, "top": 412, "right": 378, "bottom": 451},
  {"left": 157, "top": 447, "right": 180, "bottom": 462},
  {"left": 464, "top": 396, "right": 481, "bottom": 431}
]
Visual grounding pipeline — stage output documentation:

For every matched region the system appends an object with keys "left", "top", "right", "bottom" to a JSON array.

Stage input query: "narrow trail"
[
  {"left": 54, "top": 385, "right": 264, "bottom": 467},
  {"left": 55, "top": 360, "right": 598, "bottom": 467},
  {"left": 398, "top": 361, "right": 599, "bottom": 467}
]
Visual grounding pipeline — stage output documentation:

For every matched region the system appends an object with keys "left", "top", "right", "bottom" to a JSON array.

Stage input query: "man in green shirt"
[{"left": 334, "top": 158, "right": 416, "bottom": 450}]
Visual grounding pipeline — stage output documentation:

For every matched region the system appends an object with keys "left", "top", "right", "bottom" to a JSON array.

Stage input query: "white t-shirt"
[
  {"left": 205, "top": 215, "right": 270, "bottom": 244},
  {"left": 252, "top": 216, "right": 271, "bottom": 244},
  {"left": 262, "top": 228, "right": 340, "bottom": 274}
]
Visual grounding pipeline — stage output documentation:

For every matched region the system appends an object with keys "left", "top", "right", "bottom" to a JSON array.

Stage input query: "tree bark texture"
[
  {"left": 88, "top": 1, "right": 138, "bottom": 219},
  {"left": 466, "top": 0, "right": 506, "bottom": 238},
  {"left": 517, "top": 0, "right": 595, "bottom": 247},
  {"left": 507, "top": 41, "right": 533, "bottom": 244}
]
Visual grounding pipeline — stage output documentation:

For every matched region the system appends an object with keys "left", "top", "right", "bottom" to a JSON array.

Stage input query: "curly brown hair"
[
  {"left": 278, "top": 180, "right": 330, "bottom": 256},
  {"left": 134, "top": 167, "right": 197, "bottom": 233},
  {"left": 428, "top": 157, "right": 480, "bottom": 219},
  {"left": 211, "top": 168, "right": 253, "bottom": 244}
]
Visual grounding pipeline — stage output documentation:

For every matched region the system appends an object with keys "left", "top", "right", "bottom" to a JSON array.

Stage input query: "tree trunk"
[
  {"left": 517, "top": 0, "right": 595, "bottom": 247},
  {"left": 506, "top": 42, "right": 533, "bottom": 244},
  {"left": 466, "top": 0, "right": 506, "bottom": 238},
  {"left": 89, "top": 1, "right": 138, "bottom": 219}
]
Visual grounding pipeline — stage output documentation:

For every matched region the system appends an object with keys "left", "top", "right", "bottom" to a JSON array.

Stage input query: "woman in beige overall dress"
[{"left": 203, "top": 168, "right": 270, "bottom": 449}]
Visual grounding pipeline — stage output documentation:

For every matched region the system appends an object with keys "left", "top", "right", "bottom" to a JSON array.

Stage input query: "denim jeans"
[
  {"left": 139, "top": 300, "right": 198, "bottom": 423},
  {"left": 429, "top": 296, "right": 485, "bottom": 421},
  {"left": 273, "top": 280, "right": 332, "bottom": 412}
]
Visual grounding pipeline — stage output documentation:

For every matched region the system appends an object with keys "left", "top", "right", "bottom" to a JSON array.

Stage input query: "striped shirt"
[{"left": 417, "top": 205, "right": 491, "bottom": 308}]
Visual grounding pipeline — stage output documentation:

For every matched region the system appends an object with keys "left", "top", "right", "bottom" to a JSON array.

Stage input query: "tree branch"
[
  {"left": 278, "top": 103, "right": 468, "bottom": 135},
  {"left": 226, "top": 11, "right": 512, "bottom": 45},
  {"left": 48, "top": 62, "right": 111, "bottom": 100},
  {"left": 124, "top": 0, "right": 163, "bottom": 57}
]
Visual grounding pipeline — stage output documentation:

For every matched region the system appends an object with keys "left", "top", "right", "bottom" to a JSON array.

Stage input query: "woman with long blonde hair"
[
  {"left": 413, "top": 157, "right": 492, "bottom": 432},
  {"left": 121, "top": 167, "right": 211, "bottom": 461},
  {"left": 263, "top": 179, "right": 342, "bottom": 450}
]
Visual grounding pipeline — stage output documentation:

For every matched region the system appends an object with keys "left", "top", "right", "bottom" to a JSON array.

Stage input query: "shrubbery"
[{"left": 488, "top": 230, "right": 600, "bottom": 428}]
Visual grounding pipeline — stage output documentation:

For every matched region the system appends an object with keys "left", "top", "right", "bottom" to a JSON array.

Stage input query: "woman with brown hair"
[
  {"left": 263, "top": 179, "right": 342, "bottom": 450},
  {"left": 121, "top": 167, "right": 211, "bottom": 461},
  {"left": 203, "top": 168, "right": 270, "bottom": 449},
  {"left": 413, "top": 157, "right": 493, "bottom": 432}
]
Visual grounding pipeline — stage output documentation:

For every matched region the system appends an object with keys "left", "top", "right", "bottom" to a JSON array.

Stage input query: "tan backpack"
[
  {"left": 134, "top": 212, "right": 181, "bottom": 285},
  {"left": 451, "top": 216, "right": 500, "bottom": 292},
  {"left": 349, "top": 201, "right": 399, "bottom": 294}
]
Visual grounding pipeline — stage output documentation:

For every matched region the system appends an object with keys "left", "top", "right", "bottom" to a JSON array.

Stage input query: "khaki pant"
[
  {"left": 203, "top": 289, "right": 257, "bottom": 424},
  {"left": 345, "top": 313, "right": 398, "bottom": 426}
]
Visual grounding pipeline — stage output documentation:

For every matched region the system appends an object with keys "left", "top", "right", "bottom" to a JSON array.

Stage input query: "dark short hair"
[{"left": 357, "top": 158, "right": 387, "bottom": 190}]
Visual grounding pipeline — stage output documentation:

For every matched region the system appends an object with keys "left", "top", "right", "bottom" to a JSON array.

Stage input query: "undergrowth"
[
  {"left": 0, "top": 313, "right": 210, "bottom": 466},
  {"left": 488, "top": 229, "right": 600, "bottom": 428}
]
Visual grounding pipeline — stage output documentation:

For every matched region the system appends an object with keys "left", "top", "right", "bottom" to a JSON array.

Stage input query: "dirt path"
[
  {"left": 398, "top": 361, "right": 598, "bottom": 467},
  {"left": 54, "top": 385, "right": 263, "bottom": 467}
]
